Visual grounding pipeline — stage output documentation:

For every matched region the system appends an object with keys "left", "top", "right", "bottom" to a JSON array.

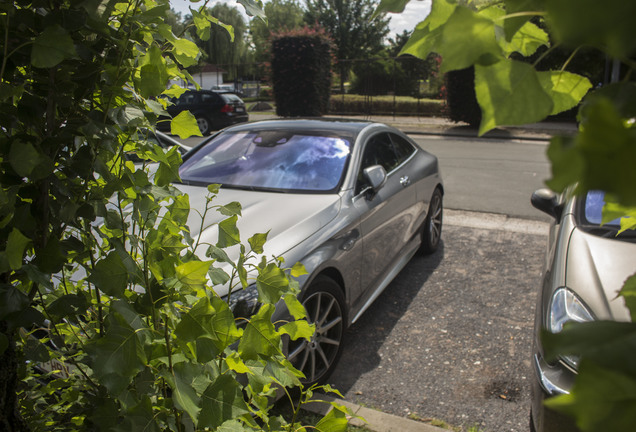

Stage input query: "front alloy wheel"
[{"left": 287, "top": 276, "right": 345, "bottom": 385}]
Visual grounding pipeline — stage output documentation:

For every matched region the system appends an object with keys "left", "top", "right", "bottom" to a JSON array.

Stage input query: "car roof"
[{"left": 218, "top": 118, "right": 376, "bottom": 137}]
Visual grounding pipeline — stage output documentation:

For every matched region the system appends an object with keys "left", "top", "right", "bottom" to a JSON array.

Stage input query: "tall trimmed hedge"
[
  {"left": 445, "top": 66, "right": 482, "bottom": 127},
  {"left": 271, "top": 28, "right": 333, "bottom": 117}
]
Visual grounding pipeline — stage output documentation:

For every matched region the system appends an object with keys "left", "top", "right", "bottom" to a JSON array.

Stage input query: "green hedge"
[
  {"left": 329, "top": 95, "right": 444, "bottom": 117},
  {"left": 271, "top": 29, "right": 333, "bottom": 117}
]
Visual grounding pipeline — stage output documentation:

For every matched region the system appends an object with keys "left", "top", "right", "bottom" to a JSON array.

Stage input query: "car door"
[{"left": 351, "top": 131, "right": 419, "bottom": 306}]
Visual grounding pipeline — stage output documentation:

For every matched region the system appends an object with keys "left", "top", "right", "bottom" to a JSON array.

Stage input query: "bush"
[
  {"left": 445, "top": 66, "right": 482, "bottom": 127},
  {"left": 271, "top": 27, "right": 333, "bottom": 117},
  {"left": 329, "top": 95, "right": 444, "bottom": 116}
]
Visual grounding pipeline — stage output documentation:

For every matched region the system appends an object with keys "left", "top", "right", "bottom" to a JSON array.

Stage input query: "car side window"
[
  {"left": 201, "top": 93, "right": 218, "bottom": 103},
  {"left": 390, "top": 133, "right": 416, "bottom": 164},
  {"left": 356, "top": 132, "right": 399, "bottom": 194}
]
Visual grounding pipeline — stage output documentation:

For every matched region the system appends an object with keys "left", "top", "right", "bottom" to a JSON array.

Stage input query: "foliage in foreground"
[
  {"left": 374, "top": 0, "right": 636, "bottom": 430},
  {"left": 0, "top": 1, "right": 352, "bottom": 431}
]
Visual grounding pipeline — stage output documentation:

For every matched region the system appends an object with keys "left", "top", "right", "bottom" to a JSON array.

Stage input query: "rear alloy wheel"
[
  {"left": 420, "top": 188, "right": 443, "bottom": 254},
  {"left": 287, "top": 276, "right": 346, "bottom": 385},
  {"left": 196, "top": 116, "right": 212, "bottom": 135}
]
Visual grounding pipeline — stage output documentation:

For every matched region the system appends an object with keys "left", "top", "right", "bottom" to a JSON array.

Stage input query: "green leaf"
[
  {"left": 6, "top": 228, "right": 30, "bottom": 270},
  {"left": 503, "top": 0, "right": 544, "bottom": 40},
  {"left": 117, "top": 396, "right": 160, "bottom": 432},
  {"left": 500, "top": 20, "right": 549, "bottom": 57},
  {"left": 154, "top": 145, "right": 183, "bottom": 187},
  {"left": 9, "top": 141, "right": 40, "bottom": 177},
  {"left": 256, "top": 263, "right": 289, "bottom": 304},
  {"left": 0, "top": 284, "right": 30, "bottom": 320},
  {"left": 31, "top": 25, "right": 77, "bottom": 68},
  {"left": 176, "top": 260, "right": 212, "bottom": 292},
  {"left": 545, "top": 135, "right": 585, "bottom": 193},
  {"left": 217, "top": 215, "right": 240, "bottom": 248},
  {"left": 549, "top": 97, "right": 636, "bottom": 205},
  {"left": 208, "top": 267, "right": 231, "bottom": 285},
  {"left": 225, "top": 352, "right": 250, "bottom": 374},
  {"left": 34, "top": 235, "right": 66, "bottom": 274},
  {"left": 175, "top": 296, "right": 240, "bottom": 353},
  {"left": 290, "top": 262, "right": 307, "bottom": 278},
  {"left": 545, "top": 360, "right": 636, "bottom": 432},
  {"left": 87, "top": 303, "right": 148, "bottom": 395},
  {"left": 161, "top": 362, "right": 202, "bottom": 424},
  {"left": 237, "top": 0, "right": 266, "bottom": 19},
  {"left": 238, "top": 304, "right": 281, "bottom": 360},
  {"left": 47, "top": 294, "right": 89, "bottom": 320},
  {"left": 139, "top": 44, "right": 169, "bottom": 99},
  {"left": 217, "top": 201, "right": 242, "bottom": 217},
  {"left": 279, "top": 320, "right": 314, "bottom": 341},
  {"left": 373, "top": 0, "right": 410, "bottom": 17},
  {"left": 438, "top": 6, "right": 503, "bottom": 73},
  {"left": 206, "top": 245, "right": 231, "bottom": 263},
  {"left": 537, "top": 71, "right": 592, "bottom": 116},
  {"left": 282, "top": 293, "right": 307, "bottom": 320},
  {"left": 248, "top": 232, "right": 268, "bottom": 254},
  {"left": 315, "top": 404, "right": 351, "bottom": 432},
  {"left": 170, "top": 111, "right": 203, "bottom": 139},
  {"left": 171, "top": 38, "right": 200, "bottom": 68},
  {"left": 542, "top": 321, "right": 636, "bottom": 375},
  {"left": 88, "top": 251, "right": 129, "bottom": 298},
  {"left": 199, "top": 374, "right": 250, "bottom": 429},
  {"left": 475, "top": 59, "right": 553, "bottom": 135},
  {"left": 620, "top": 274, "right": 636, "bottom": 322},
  {"left": 545, "top": 0, "right": 636, "bottom": 59}
]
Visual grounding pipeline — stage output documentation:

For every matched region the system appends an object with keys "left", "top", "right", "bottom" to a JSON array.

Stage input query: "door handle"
[{"left": 400, "top": 176, "right": 410, "bottom": 187}]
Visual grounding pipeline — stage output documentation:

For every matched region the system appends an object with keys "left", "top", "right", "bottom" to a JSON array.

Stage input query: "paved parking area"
[{"left": 326, "top": 211, "right": 548, "bottom": 432}]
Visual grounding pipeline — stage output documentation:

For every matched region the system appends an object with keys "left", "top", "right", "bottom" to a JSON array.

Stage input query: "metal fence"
[{"left": 197, "top": 56, "right": 445, "bottom": 116}]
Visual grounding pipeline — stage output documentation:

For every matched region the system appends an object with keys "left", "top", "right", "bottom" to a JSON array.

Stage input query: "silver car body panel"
[{"left": 178, "top": 120, "right": 443, "bottom": 326}]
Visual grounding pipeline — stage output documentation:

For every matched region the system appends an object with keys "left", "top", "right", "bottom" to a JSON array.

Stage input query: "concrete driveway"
[{"left": 326, "top": 211, "right": 548, "bottom": 432}]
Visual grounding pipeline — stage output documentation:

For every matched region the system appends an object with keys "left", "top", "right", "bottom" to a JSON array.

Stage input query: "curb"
[
  {"left": 303, "top": 394, "right": 447, "bottom": 432},
  {"left": 247, "top": 112, "right": 577, "bottom": 142}
]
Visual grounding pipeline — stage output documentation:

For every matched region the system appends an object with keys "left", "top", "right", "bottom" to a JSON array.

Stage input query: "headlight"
[
  {"left": 548, "top": 287, "right": 594, "bottom": 369},
  {"left": 225, "top": 285, "right": 260, "bottom": 320}
]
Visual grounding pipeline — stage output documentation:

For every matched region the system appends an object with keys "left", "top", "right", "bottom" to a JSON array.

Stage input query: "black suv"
[{"left": 158, "top": 89, "right": 249, "bottom": 135}]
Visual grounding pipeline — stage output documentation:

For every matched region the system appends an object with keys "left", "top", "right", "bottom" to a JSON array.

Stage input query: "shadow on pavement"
[{"left": 328, "top": 242, "right": 445, "bottom": 393}]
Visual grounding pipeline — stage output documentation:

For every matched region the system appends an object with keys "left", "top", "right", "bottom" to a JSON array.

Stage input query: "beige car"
[{"left": 530, "top": 189, "right": 634, "bottom": 432}]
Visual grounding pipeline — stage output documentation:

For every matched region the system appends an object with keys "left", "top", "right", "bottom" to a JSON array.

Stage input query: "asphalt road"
[{"left": 412, "top": 136, "right": 551, "bottom": 222}]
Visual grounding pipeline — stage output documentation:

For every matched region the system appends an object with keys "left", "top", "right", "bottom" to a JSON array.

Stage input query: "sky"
[{"left": 168, "top": 0, "right": 432, "bottom": 36}]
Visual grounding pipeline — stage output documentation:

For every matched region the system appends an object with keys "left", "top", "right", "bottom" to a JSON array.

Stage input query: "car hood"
[
  {"left": 177, "top": 184, "right": 341, "bottom": 268},
  {"left": 566, "top": 228, "right": 635, "bottom": 321}
]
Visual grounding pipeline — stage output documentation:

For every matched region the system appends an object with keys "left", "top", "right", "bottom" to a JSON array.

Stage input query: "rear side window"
[
  {"left": 201, "top": 93, "right": 219, "bottom": 103},
  {"left": 390, "top": 133, "right": 416, "bottom": 163},
  {"left": 221, "top": 93, "right": 242, "bottom": 103}
]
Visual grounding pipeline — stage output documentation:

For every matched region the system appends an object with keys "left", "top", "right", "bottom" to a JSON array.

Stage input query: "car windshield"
[
  {"left": 577, "top": 190, "right": 636, "bottom": 239},
  {"left": 179, "top": 129, "right": 352, "bottom": 193}
]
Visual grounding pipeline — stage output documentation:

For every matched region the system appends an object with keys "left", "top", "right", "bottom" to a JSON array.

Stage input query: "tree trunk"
[{"left": 0, "top": 323, "right": 29, "bottom": 432}]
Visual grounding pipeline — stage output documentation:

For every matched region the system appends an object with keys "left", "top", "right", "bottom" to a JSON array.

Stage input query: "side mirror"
[
  {"left": 531, "top": 188, "right": 563, "bottom": 220},
  {"left": 362, "top": 165, "right": 387, "bottom": 200}
]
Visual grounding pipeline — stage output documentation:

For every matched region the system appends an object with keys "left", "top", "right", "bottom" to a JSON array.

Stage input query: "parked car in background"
[
  {"left": 178, "top": 119, "right": 444, "bottom": 385},
  {"left": 157, "top": 89, "right": 248, "bottom": 135},
  {"left": 529, "top": 189, "right": 635, "bottom": 432}
]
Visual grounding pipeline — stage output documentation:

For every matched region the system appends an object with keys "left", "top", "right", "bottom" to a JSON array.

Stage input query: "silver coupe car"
[
  {"left": 530, "top": 188, "right": 635, "bottom": 432},
  {"left": 177, "top": 119, "right": 444, "bottom": 384}
]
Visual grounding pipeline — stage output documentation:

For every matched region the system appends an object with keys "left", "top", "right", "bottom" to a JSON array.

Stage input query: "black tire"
[
  {"left": 196, "top": 116, "right": 212, "bottom": 135},
  {"left": 420, "top": 188, "right": 443, "bottom": 254},
  {"left": 287, "top": 276, "right": 346, "bottom": 385}
]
